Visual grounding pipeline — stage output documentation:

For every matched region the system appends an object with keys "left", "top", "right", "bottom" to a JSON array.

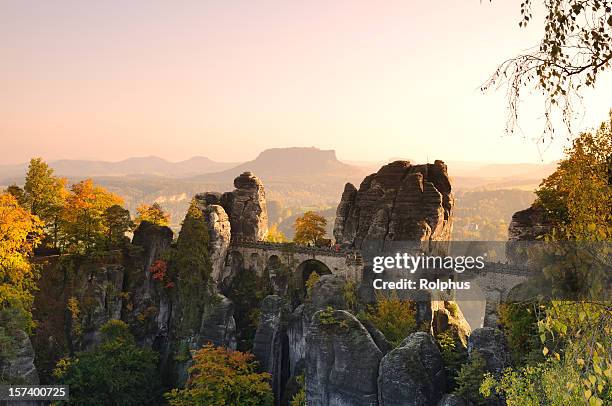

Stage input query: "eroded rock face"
[
  {"left": 431, "top": 301, "right": 471, "bottom": 348},
  {"left": 437, "top": 394, "right": 467, "bottom": 406},
  {"left": 507, "top": 206, "right": 552, "bottom": 266},
  {"left": 132, "top": 221, "right": 173, "bottom": 280},
  {"left": 202, "top": 204, "right": 231, "bottom": 282},
  {"left": 306, "top": 309, "right": 382, "bottom": 406},
  {"left": 508, "top": 206, "right": 552, "bottom": 242},
  {"left": 223, "top": 172, "right": 268, "bottom": 242},
  {"left": 198, "top": 295, "right": 237, "bottom": 350},
  {"left": 468, "top": 327, "right": 510, "bottom": 374},
  {"left": 0, "top": 330, "right": 39, "bottom": 384},
  {"left": 253, "top": 295, "right": 291, "bottom": 405},
  {"left": 195, "top": 172, "right": 268, "bottom": 243},
  {"left": 378, "top": 332, "right": 446, "bottom": 406},
  {"left": 288, "top": 275, "right": 348, "bottom": 376},
  {"left": 334, "top": 160, "right": 453, "bottom": 251}
]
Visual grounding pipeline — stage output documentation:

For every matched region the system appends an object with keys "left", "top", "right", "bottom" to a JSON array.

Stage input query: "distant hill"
[
  {"left": 194, "top": 147, "right": 367, "bottom": 183},
  {"left": 0, "top": 156, "right": 239, "bottom": 183}
]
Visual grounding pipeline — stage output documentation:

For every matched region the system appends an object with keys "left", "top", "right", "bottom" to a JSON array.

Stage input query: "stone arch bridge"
[
  {"left": 226, "top": 241, "right": 364, "bottom": 283},
  {"left": 225, "top": 242, "right": 532, "bottom": 327}
]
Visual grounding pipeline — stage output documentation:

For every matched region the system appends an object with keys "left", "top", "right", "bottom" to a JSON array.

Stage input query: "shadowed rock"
[
  {"left": 437, "top": 394, "right": 467, "bottom": 406},
  {"left": 198, "top": 295, "right": 237, "bottom": 350},
  {"left": 378, "top": 332, "right": 446, "bottom": 406},
  {"left": 468, "top": 327, "right": 510, "bottom": 374},
  {"left": 253, "top": 295, "right": 291, "bottom": 405},
  {"left": 306, "top": 309, "right": 382, "bottom": 406}
]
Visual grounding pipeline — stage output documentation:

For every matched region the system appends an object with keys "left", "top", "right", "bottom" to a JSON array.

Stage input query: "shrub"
[
  {"left": 454, "top": 351, "right": 488, "bottom": 405},
  {"left": 363, "top": 292, "right": 417, "bottom": 347},
  {"left": 436, "top": 331, "right": 468, "bottom": 390},
  {"left": 54, "top": 320, "right": 162, "bottom": 405}
]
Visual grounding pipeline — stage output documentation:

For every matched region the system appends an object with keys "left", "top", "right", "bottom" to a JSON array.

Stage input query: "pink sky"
[{"left": 1, "top": 1, "right": 610, "bottom": 165}]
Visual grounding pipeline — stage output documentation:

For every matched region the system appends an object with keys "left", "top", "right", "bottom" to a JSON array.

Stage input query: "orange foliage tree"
[
  {"left": 59, "top": 179, "right": 124, "bottom": 254},
  {"left": 165, "top": 344, "right": 273, "bottom": 406}
]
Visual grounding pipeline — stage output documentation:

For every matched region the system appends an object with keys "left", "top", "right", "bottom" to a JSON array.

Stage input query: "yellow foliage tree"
[
  {"left": 134, "top": 203, "right": 170, "bottom": 227},
  {"left": 0, "top": 192, "right": 43, "bottom": 332},
  {"left": 264, "top": 223, "right": 287, "bottom": 243},
  {"left": 293, "top": 211, "right": 327, "bottom": 246}
]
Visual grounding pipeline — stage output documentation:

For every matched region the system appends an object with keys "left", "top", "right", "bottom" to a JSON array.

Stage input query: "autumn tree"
[
  {"left": 164, "top": 344, "right": 273, "bottom": 406},
  {"left": 103, "top": 204, "right": 133, "bottom": 248},
  {"left": 535, "top": 111, "right": 612, "bottom": 240},
  {"left": 23, "top": 158, "right": 66, "bottom": 248},
  {"left": 264, "top": 223, "right": 287, "bottom": 243},
  {"left": 134, "top": 203, "right": 170, "bottom": 227},
  {"left": 5, "top": 185, "right": 26, "bottom": 206},
  {"left": 0, "top": 193, "right": 43, "bottom": 377},
  {"left": 59, "top": 179, "right": 124, "bottom": 254},
  {"left": 485, "top": 1, "right": 612, "bottom": 139},
  {"left": 293, "top": 211, "right": 327, "bottom": 246}
]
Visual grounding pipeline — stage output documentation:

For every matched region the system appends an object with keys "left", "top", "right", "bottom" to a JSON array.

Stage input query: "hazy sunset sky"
[{"left": 1, "top": 1, "right": 610, "bottom": 165}]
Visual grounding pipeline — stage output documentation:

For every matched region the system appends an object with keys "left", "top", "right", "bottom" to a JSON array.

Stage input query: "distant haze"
[{"left": 2, "top": 1, "right": 610, "bottom": 165}]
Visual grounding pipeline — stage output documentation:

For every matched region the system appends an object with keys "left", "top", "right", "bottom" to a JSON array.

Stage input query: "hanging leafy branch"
[{"left": 483, "top": 1, "right": 612, "bottom": 140}]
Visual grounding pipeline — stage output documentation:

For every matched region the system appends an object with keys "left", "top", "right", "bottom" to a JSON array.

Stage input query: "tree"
[
  {"left": 0, "top": 193, "right": 43, "bottom": 382},
  {"left": 59, "top": 179, "right": 124, "bottom": 253},
  {"left": 484, "top": 1, "right": 612, "bottom": 139},
  {"left": 23, "top": 158, "right": 66, "bottom": 248},
  {"left": 5, "top": 185, "right": 26, "bottom": 206},
  {"left": 535, "top": 111, "right": 611, "bottom": 240},
  {"left": 102, "top": 204, "right": 133, "bottom": 248},
  {"left": 264, "top": 223, "right": 287, "bottom": 243},
  {"left": 164, "top": 343, "right": 273, "bottom": 406},
  {"left": 54, "top": 319, "right": 162, "bottom": 405},
  {"left": 170, "top": 200, "right": 213, "bottom": 337},
  {"left": 0, "top": 192, "right": 43, "bottom": 331},
  {"left": 362, "top": 291, "right": 417, "bottom": 347},
  {"left": 134, "top": 203, "right": 170, "bottom": 227},
  {"left": 293, "top": 211, "right": 327, "bottom": 246}
]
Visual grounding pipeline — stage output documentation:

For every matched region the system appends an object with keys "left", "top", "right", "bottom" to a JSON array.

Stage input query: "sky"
[{"left": 1, "top": 0, "right": 610, "bottom": 166}]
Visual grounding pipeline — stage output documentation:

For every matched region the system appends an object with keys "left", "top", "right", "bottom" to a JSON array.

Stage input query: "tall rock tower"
[{"left": 333, "top": 160, "right": 453, "bottom": 252}]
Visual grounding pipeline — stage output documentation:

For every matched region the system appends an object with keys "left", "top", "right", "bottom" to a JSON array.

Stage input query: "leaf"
[
  {"left": 542, "top": 347, "right": 549, "bottom": 356},
  {"left": 584, "top": 389, "right": 592, "bottom": 400}
]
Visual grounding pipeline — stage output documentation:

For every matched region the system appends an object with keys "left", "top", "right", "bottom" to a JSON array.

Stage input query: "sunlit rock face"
[
  {"left": 334, "top": 160, "right": 453, "bottom": 252},
  {"left": 222, "top": 172, "right": 268, "bottom": 242}
]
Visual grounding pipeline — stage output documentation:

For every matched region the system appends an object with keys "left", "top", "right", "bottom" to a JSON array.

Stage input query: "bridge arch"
[{"left": 296, "top": 259, "right": 332, "bottom": 288}]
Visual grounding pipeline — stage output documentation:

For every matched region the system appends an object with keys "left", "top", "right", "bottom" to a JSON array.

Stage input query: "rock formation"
[
  {"left": 288, "top": 275, "right": 348, "bottom": 376},
  {"left": 222, "top": 172, "right": 268, "bottom": 242},
  {"left": 198, "top": 295, "right": 237, "bottom": 350},
  {"left": 507, "top": 206, "right": 552, "bottom": 242},
  {"left": 467, "top": 327, "right": 510, "bottom": 374},
  {"left": 198, "top": 201, "right": 231, "bottom": 282},
  {"left": 196, "top": 172, "right": 268, "bottom": 244},
  {"left": 0, "top": 330, "right": 39, "bottom": 384},
  {"left": 253, "top": 295, "right": 291, "bottom": 405},
  {"left": 306, "top": 309, "right": 382, "bottom": 406},
  {"left": 378, "top": 332, "right": 446, "bottom": 406},
  {"left": 334, "top": 160, "right": 453, "bottom": 251},
  {"left": 437, "top": 394, "right": 467, "bottom": 406}
]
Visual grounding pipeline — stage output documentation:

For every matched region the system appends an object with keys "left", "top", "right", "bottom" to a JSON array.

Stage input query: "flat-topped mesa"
[{"left": 333, "top": 160, "right": 453, "bottom": 251}]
